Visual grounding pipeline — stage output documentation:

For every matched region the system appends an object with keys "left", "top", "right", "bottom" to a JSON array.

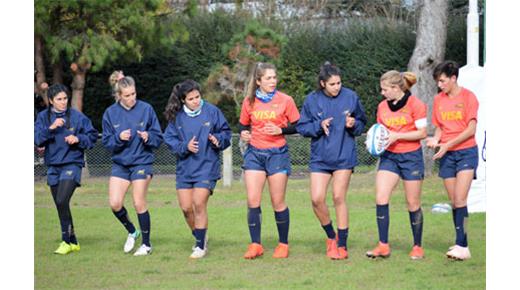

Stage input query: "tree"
[
  {"left": 34, "top": 0, "right": 188, "bottom": 111},
  {"left": 407, "top": 0, "right": 449, "bottom": 175}
]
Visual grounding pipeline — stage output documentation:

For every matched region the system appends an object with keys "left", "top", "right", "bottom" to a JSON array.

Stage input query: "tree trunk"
[
  {"left": 407, "top": 0, "right": 448, "bottom": 176},
  {"left": 34, "top": 35, "right": 48, "bottom": 105},
  {"left": 52, "top": 60, "right": 64, "bottom": 85},
  {"left": 70, "top": 62, "right": 89, "bottom": 112}
]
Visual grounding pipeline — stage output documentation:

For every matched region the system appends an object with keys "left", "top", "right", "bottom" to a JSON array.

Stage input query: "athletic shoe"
[
  {"left": 366, "top": 242, "right": 391, "bottom": 258},
  {"left": 446, "top": 245, "right": 471, "bottom": 260},
  {"left": 335, "top": 247, "right": 348, "bottom": 260},
  {"left": 272, "top": 243, "right": 289, "bottom": 258},
  {"left": 133, "top": 244, "right": 152, "bottom": 256},
  {"left": 54, "top": 241, "right": 73, "bottom": 255},
  {"left": 70, "top": 243, "right": 81, "bottom": 252},
  {"left": 409, "top": 245, "right": 424, "bottom": 260},
  {"left": 326, "top": 238, "right": 339, "bottom": 259},
  {"left": 243, "top": 243, "right": 264, "bottom": 259},
  {"left": 124, "top": 229, "right": 141, "bottom": 253},
  {"left": 190, "top": 246, "right": 207, "bottom": 259}
]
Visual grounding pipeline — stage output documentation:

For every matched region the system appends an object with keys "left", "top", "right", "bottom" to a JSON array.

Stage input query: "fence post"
[{"left": 223, "top": 141, "right": 232, "bottom": 187}]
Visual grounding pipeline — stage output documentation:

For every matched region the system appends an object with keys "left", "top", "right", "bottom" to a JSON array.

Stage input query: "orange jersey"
[
  {"left": 432, "top": 87, "right": 478, "bottom": 151},
  {"left": 377, "top": 95, "right": 427, "bottom": 153},
  {"left": 239, "top": 91, "right": 300, "bottom": 149}
]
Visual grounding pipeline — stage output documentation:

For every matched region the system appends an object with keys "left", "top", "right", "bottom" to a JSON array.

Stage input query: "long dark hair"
[
  {"left": 317, "top": 61, "right": 341, "bottom": 91},
  {"left": 164, "top": 79, "right": 201, "bottom": 122},
  {"left": 46, "top": 83, "right": 71, "bottom": 129}
]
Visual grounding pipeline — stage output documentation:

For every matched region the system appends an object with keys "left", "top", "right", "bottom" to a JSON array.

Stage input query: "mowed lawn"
[{"left": 35, "top": 174, "right": 485, "bottom": 289}]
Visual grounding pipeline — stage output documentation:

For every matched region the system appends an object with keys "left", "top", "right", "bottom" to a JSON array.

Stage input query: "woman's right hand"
[
  {"left": 321, "top": 117, "right": 333, "bottom": 136},
  {"left": 187, "top": 136, "right": 199, "bottom": 153},
  {"left": 425, "top": 137, "right": 439, "bottom": 148},
  {"left": 119, "top": 129, "right": 132, "bottom": 141},
  {"left": 49, "top": 118, "right": 65, "bottom": 130},
  {"left": 240, "top": 130, "right": 251, "bottom": 143}
]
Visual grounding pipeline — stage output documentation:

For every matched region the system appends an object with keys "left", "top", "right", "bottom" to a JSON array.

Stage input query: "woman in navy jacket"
[
  {"left": 297, "top": 62, "right": 367, "bottom": 260},
  {"left": 163, "top": 80, "right": 231, "bottom": 259},
  {"left": 34, "top": 84, "right": 98, "bottom": 254},
  {"left": 102, "top": 76, "right": 163, "bottom": 256}
]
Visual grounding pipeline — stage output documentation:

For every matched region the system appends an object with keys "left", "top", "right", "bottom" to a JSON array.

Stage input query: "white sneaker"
[
  {"left": 133, "top": 244, "right": 152, "bottom": 256},
  {"left": 124, "top": 230, "right": 140, "bottom": 253},
  {"left": 190, "top": 246, "right": 207, "bottom": 259},
  {"left": 446, "top": 245, "right": 471, "bottom": 260}
]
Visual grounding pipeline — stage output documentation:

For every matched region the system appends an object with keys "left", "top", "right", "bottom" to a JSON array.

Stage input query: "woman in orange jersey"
[
  {"left": 427, "top": 61, "right": 479, "bottom": 261},
  {"left": 239, "top": 62, "right": 300, "bottom": 259},
  {"left": 366, "top": 70, "right": 428, "bottom": 260}
]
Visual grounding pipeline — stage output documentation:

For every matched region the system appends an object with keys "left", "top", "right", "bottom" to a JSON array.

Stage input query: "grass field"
[{"left": 35, "top": 173, "right": 485, "bottom": 289}]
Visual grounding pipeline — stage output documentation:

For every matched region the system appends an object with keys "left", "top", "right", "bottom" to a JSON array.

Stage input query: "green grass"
[{"left": 35, "top": 174, "right": 485, "bottom": 289}]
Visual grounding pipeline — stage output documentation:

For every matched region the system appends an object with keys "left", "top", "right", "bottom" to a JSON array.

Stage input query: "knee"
[
  {"left": 193, "top": 201, "right": 207, "bottom": 215},
  {"left": 55, "top": 197, "right": 69, "bottom": 210},
  {"left": 332, "top": 195, "right": 345, "bottom": 206},
  {"left": 180, "top": 205, "right": 193, "bottom": 218},
  {"left": 133, "top": 200, "right": 147, "bottom": 213},
  {"left": 109, "top": 200, "right": 123, "bottom": 212},
  {"left": 311, "top": 198, "right": 325, "bottom": 209}
]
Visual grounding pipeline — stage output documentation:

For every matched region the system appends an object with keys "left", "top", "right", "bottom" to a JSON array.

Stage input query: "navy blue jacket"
[
  {"left": 297, "top": 87, "right": 367, "bottom": 170},
  {"left": 164, "top": 102, "right": 231, "bottom": 182},
  {"left": 102, "top": 100, "right": 163, "bottom": 166},
  {"left": 34, "top": 108, "right": 98, "bottom": 166}
]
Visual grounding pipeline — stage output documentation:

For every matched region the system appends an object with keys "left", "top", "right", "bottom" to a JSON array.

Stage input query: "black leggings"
[{"left": 50, "top": 179, "right": 78, "bottom": 243}]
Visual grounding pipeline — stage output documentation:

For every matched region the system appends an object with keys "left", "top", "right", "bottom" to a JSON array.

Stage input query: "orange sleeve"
[
  {"left": 412, "top": 97, "right": 427, "bottom": 120},
  {"left": 239, "top": 98, "right": 251, "bottom": 125},
  {"left": 285, "top": 96, "right": 300, "bottom": 123},
  {"left": 465, "top": 91, "right": 479, "bottom": 123},
  {"left": 376, "top": 102, "right": 384, "bottom": 124}
]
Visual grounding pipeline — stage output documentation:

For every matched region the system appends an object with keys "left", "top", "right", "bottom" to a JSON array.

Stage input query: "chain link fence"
[{"left": 34, "top": 133, "right": 378, "bottom": 182}]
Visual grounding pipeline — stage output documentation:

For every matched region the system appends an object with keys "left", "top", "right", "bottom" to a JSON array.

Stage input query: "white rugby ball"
[{"left": 365, "top": 123, "right": 389, "bottom": 156}]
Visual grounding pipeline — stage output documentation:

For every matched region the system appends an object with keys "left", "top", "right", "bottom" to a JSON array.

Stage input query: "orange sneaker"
[
  {"left": 272, "top": 243, "right": 289, "bottom": 258},
  {"left": 326, "top": 238, "right": 339, "bottom": 259},
  {"left": 409, "top": 245, "right": 424, "bottom": 260},
  {"left": 243, "top": 243, "right": 264, "bottom": 259},
  {"left": 334, "top": 247, "right": 348, "bottom": 260},
  {"left": 366, "top": 242, "right": 391, "bottom": 258}
]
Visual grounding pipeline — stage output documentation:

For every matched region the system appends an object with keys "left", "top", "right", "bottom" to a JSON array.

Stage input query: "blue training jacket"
[
  {"left": 34, "top": 108, "right": 98, "bottom": 166},
  {"left": 102, "top": 100, "right": 163, "bottom": 166},
  {"left": 164, "top": 102, "right": 231, "bottom": 182},
  {"left": 297, "top": 87, "right": 367, "bottom": 170}
]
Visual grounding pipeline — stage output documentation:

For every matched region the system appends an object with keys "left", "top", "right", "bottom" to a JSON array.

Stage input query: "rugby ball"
[
  {"left": 365, "top": 123, "right": 389, "bottom": 156},
  {"left": 431, "top": 203, "right": 452, "bottom": 214}
]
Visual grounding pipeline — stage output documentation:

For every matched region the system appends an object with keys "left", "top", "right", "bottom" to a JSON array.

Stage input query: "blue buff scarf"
[
  {"left": 183, "top": 99, "right": 204, "bottom": 117},
  {"left": 255, "top": 89, "right": 276, "bottom": 103}
]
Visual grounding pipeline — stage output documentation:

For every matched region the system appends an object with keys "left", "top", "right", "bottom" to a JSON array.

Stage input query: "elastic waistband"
[{"left": 248, "top": 144, "right": 288, "bottom": 154}]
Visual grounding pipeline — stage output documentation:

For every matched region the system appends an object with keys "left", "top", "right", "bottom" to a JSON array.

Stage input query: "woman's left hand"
[
  {"left": 208, "top": 134, "right": 220, "bottom": 147},
  {"left": 137, "top": 130, "right": 149, "bottom": 143},
  {"left": 263, "top": 122, "right": 282, "bottom": 135},
  {"left": 64, "top": 135, "right": 79, "bottom": 145},
  {"left": 345, "top": 113, "right": 355, "bottom": 128}
]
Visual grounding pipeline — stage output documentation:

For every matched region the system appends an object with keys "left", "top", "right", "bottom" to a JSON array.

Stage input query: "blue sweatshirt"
[
  {"left": 164, "top": 102, "right": 231, "bottom": 182},
  {"left": 297, "top": 87, "right": 367, "bottom": 170},
  {"left": 102, "top": 100, "right": 163, "bottom": 166},
  {"left": 34, "top": 108, "right": 98, "bottom": 166}
]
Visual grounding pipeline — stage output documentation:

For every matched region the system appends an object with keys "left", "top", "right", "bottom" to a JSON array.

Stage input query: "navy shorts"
[
  {"left": 242, "top": 145, "right": 291, "bottom": 176},
  {"left": 47, "top": 164, "right": 82, "bottom": 187},
  {"left": 439, "top": 146, "right": 478, "bottom": 179},
  {"left": 176, "top": 180, "right": 217, "bottom": 195},
  {"left": 111, "top": 163, "right": 153, "bottom": 181},
  {"left": 378, "top": 148, "right": 424, "bottom": 180}
]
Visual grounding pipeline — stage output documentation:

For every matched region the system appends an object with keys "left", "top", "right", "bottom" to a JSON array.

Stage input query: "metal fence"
[{"left": 34, "top": 134, "right": 378, "bottom": 182}]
